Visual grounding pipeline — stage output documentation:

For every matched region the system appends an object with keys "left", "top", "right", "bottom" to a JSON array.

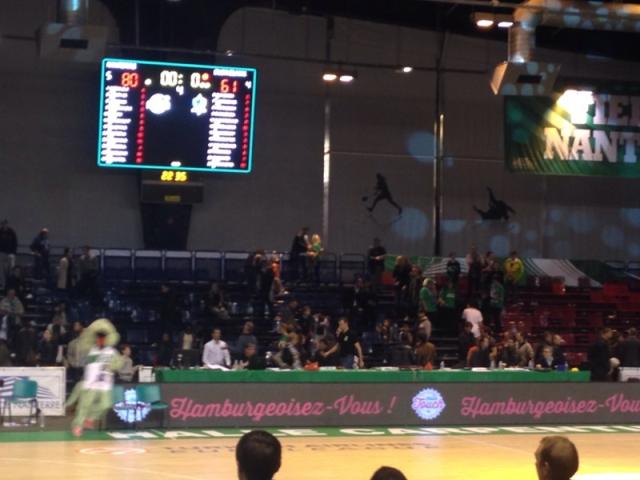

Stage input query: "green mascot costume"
[{"left": 67, "top": 318, "right": 123, "bottom": 437}]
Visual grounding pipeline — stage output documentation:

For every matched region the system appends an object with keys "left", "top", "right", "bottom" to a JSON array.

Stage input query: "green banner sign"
[{"left": 505, "top": 91, "right": 640, "bottom": 176}]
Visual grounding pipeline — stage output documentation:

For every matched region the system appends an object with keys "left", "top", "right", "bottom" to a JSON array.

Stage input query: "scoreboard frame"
[{"left": 97, "top": 57, "right": 257, "bottom": 174}]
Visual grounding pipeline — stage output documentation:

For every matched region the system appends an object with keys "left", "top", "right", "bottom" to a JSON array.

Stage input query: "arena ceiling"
[{"left": 100, "top": 0, "right": 640, "bottom": 62}]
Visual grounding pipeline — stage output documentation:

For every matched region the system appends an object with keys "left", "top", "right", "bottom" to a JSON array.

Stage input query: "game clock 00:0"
[{"left": 97, "top": 58, "right": 257, "bottom": 174}]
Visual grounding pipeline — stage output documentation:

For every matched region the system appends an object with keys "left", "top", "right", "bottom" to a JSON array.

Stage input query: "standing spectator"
[
  {"left": 458, "top": 322, "right": 476, "bottom": 364},
  {"left": 392, "top": 256, "right": 411, "bottom": 308},
  {"left": 515, "top": 331, "right": 534, "bottom": 367},
  {"left": 307, "top": 233, "right": 323, "bottom": 283},
  {"left": 117, "top": 345, "right": 138, "bottom": 382},
  {"left": 417, "top": 313, "right": 432, "bottom": 341},
  {"left": 405, "top": 266, "right": 423, "bottom": 319},
  {"left": 237, "top": 321, "right": 258, "bottom": 356},
  {"left": 0, "top": 220, "right": 17, "bottom": 291},
  {"left": 481, "top": 251, "right": 497, "bottom": 293},
  {"left": 465, "top": 246, "right": 483, "bottom": 299},
  {"left": 156, "top": 332, "right": 174, "bottom": 367},
  {"left": 57, "top": 247, "right": 74, "bottom": 293},
  {"left": 6, "top": 266, "right": 26, "bottom": 305},
  {"left": 0, "top": 288, "right": 24, "bottom": 344},
  {"left": 289, "top": 226, "right": 310, "bottom": 282},
  {"left": 616, "top": 328, "right": 640, "bottom": 367},
  {"left": 534, "top": 436, "right": 579, "bottom": 480},
  {"left": 76, "top": 246, "right": 99, "bottom": 302},
  {"left": 504, "top": 250, "right": 524, "bottom": 303},
  {"left": 38, "top": 329, "right": 58, "bottom": 366},
  {"left": 321, "top": 317, "right": 364, "bottom": 369},
  {"left": 30, "top": 227, "right": 50, "bottom": 280},
  {"left": 438, "top": 280, "right": 458, "bottom": 335},
  {"left": 489, "top": 277, "right": 505, "bottom": 332},
  {"left": 235, "top": 430, "right": 282, "bottom": 480},
  {"left": 588, "top": 327, "right": 613, "bottom": 381},
  {"left": 66, "top": 321, "right": 85, "bottom": 384},
  {"left": 13, "top": 318, "right": 37, "bottom": 366},
  {"left": 446, "top": 252, "right": 461, "bottom": 287},
  {"left": 202, "top": 328, "right": 231, "bottom": 368},
  {"left": 461, "top": 301, "right": 483, "bottom": 338},
  {"left": 552, "top": 334, "right": 567, "bottom": 366},
  {"left": 367, "top": 238, "right": 387, "bottom": 291},
  {"left": 419, "top": 278, "right": 438, "bottom": 326}
]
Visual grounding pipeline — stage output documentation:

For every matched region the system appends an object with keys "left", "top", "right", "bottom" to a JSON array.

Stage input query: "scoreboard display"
[{"left": 97, "top": 58, "right": 257, "bottom": 173}]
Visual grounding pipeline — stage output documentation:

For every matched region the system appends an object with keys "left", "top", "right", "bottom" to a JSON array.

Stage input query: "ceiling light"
[
  {"left": 400, "top": 66, "right": 413, "bottom": 73},
  {"left": 322, "top": 72, "right": 338, "bottom": 82},
  {"left": 476, "top": 19, "right": 494, "bottom": 28},
  {"left": 497, "top": 20, "right": 514, "bottom": 28},
  {"left": 339, "top": 74, "right": 355, "bottom": 83}
]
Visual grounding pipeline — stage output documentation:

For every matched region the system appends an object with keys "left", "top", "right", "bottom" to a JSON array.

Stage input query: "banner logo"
[{"left": 411, "top": 388, "right": 446, "bottom": 420}]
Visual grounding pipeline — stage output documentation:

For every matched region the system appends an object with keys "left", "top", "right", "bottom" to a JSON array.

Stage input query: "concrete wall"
[{"left": 1, "top": 3, "right": 639, "bottom": 259}]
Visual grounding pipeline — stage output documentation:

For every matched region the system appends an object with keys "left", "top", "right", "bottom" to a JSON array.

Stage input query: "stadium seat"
[
  {"left": 103, "top": 249, "right": 134, "bottom": 283},
  {"left": 134, "top": 250, "right": 163, "bottom": 283},
  {"left": 194, "top": 251, "right": 222, "bottom": 283},
  {"left": 164, "top": 250, "right": 193, "bottom": 282},
  {"left": 223, "top": 252, "right": 249, "bottom": 284},
  {"left": 339, "top": 253, "right": 366, "bottom": 284}
]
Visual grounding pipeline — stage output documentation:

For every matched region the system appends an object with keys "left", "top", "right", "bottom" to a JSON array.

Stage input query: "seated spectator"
[
  {"left": 237, "top": 321, "right": 257, "bottom": 356},
  {"left": 376, "top": 318, "right": 397, "bottom": 344},
  {"left": 534, "top": 436, "right": 579, "bottom": 480},
  {"left": 38, "top": 329, "right": 58, "bottom": 366},
  {"left": 13, "top": 318, "right": 37, "bottom": 366},
  {"left": 202, "top": 328, "right": 231, "bottom": 368},
  {"left": 56, "top": 247, "right": 74, "bottom": 293},
  {"left": 534, "top": 331, "right": 554, "bottom": 366},
  {"left": 240, "top": 342, "right": 266, "bottom": 370},
  {"left": 6, "top": 266, "right": 27, "bottom": 304},
  {"left": 272, "top": 330, "right": 303, "bottom": 370},
  {"left": 312, "top": 337, "right": 339, "bottom": 367},
  {"left": 500, "top": 336, "right": 519, "bottom": 367},
  {"left": 236, "top": 430, "right": 281, "bottom": 480},
  {"left": 552, "top": 334, "right": 567, "bottom": 365},
  {"left": 536, "top": 345, "right": 562, "bottom": 370},
  {"left": 206, "top": 282, "right": 230, "bottom": 322},
  {"left": 468, "top": 335, "right": 496, "bottom": 368},
  {"left": 458, "top": 321, "right": 475, "bottom": 364},
  {"left": 371, "top": 466, "right": 408, "bottom": 480},
  {"left": 46, "top": 303, "right": 69, "bottom": 344},
  {"left": 515, "top": 331, "right": 534, "bottom": 367},
  {"left": 616, "top": 328, "right": 640, "bottom": 367},
  {"left": 461, "top": 301, "right": 483, "bottom": 338},
  {"left": 178, "top": 324, "right": 196, "bottom": 351},
  {"left": 117, "top": 344, "right": 138, "bottom": 382},
  {"left": 414, "top": 332, "right": 437, "bottom": 367}
]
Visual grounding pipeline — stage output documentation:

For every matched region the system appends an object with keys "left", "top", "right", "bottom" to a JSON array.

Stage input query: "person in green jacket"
[
  {"left": 420, "top": 278, "right": 438, "bottom": 327},
  {"left": 438, "top": 280, "right": 458, "bottom": 335}
]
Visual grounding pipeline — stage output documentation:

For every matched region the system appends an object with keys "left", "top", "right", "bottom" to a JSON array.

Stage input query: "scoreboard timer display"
[{"left": 98, "top": 58, "right": 257, "bottom": 173}]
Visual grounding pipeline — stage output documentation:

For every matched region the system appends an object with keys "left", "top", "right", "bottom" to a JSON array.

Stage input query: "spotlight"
[
  {"left": 224, "top": 49, "right": 234, "bottom": 56},
  {"left": 497, "top": 20, "right": 514, "bottom": 28},
  {"left": 339, "top": 74, "right": 355, "bottom": 83},
  {"left": 476, "top": 18, "right": 494, "bottom": 28},
  {"left": 472, "top": 12, "right": 514, "bottom": 30},
  {"left": 322, "top": 72, "right": 338, "bottom": 82},
  {"left": 557, "top": 89, "right": 594, "bottom": 124},
  {"left": 399, "top": 66, "right": 413, "bottom": 74}
]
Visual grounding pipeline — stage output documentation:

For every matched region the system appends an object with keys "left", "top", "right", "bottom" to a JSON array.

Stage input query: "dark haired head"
[
  {"left": 371, "top": 466, "right": 408, "bottom": 480},
  {"left": 535, "top": 436, "right": 579, "bottom": 480},
  {"left": 236, "top": 430, "right": 281, "bottom": 480}
]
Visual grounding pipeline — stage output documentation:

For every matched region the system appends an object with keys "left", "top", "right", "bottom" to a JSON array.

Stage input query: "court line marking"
[{"left": 0, "top": 456, "right": 201, "bottom": 480}]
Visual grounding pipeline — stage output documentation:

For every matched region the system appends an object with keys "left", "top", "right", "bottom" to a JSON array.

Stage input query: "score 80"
[{"left": 121, "top": 72, "right": 140, "bottom": 88}]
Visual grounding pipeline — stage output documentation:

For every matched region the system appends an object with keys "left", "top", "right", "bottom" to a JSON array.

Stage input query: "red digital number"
[
  {"left": 219, "top": 79, "right": 239, "bottom": 93},
  {"left": 121, "top": 72, "right": 140, "bottom": 88}
]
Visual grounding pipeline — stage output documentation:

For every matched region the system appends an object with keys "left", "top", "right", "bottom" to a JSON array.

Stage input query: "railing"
[{"left": 13, "top": 245, "right": 367, "bottom": 285}]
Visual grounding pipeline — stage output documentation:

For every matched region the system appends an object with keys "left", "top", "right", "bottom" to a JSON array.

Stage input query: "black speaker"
[{"left": 140, "top": 203, "right": 192, "bottom": 250}]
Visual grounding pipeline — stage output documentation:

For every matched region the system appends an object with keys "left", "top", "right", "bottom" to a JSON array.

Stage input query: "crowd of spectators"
[{"left": 0, "top": 222, "right": 638, "bottom": 383}]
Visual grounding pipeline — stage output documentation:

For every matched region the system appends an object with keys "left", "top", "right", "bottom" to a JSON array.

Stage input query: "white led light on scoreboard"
[{"left": 97, "top": 58, "right": 257, "bottom": 174}]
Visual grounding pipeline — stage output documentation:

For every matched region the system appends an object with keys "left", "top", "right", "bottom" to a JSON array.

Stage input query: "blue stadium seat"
[
  {"left": 134, "top": 250, "right": 163, "bottom": 283},
  {"left": 339, "top": 253, "right": 366, "bottom": 285},
  {"left": 164, "top": 250, "right": 193, "bottom": 283},
  {"left": 223, "top": 252, "right": 249, "bottom": 284},
  {"left": 103, "top": 249, "right": 134, "bottom": 283},
  {"left": 194, "top": 251, "right": 222, "bottom": 283}
]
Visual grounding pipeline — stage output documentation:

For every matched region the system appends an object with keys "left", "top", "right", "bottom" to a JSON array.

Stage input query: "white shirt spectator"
[
  {"left": 202, "top": 339, "right": 231, "bottom": 367},
  {"left": 462, "top": 307, "right": 483, "bottom": 338}
]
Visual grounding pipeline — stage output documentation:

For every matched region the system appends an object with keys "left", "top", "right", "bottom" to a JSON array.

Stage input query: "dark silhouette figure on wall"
[
  {"left": 474, "top": 187, "right": 516, "bottom": 221},
  {"left": 364, "top": 173, "right": 403, "bottom": 216}
]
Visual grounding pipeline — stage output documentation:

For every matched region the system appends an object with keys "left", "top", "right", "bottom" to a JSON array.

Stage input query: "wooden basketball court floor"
[{"left": 1, "top": 429, "right": 639, "bottom": 480}]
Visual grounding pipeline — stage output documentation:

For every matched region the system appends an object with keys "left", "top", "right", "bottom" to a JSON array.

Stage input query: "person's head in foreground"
[
  {"left": 236, "top": 430, "right": 282, "bottom": 480},
  {"left": 535, "top": 436, "right": 579, "bottom": 480},
  {"left": 371, "top": 466, "right": 408, "bottom": 480}
]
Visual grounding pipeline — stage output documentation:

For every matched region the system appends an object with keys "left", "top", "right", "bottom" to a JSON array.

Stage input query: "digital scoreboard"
[{"left": 97, "top": 58, "right": 257, "bottom": 173}]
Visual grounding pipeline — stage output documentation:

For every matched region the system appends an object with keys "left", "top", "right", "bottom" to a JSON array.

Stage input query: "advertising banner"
[
  {"left": 133, "top": 382, "right": 640, "bottom": 429},
  {"left": 505, "top": 87, "right": 640, "bottom": 177},
  {"left": 0, "top": 367, "right": 66, "bottom": 416}
]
